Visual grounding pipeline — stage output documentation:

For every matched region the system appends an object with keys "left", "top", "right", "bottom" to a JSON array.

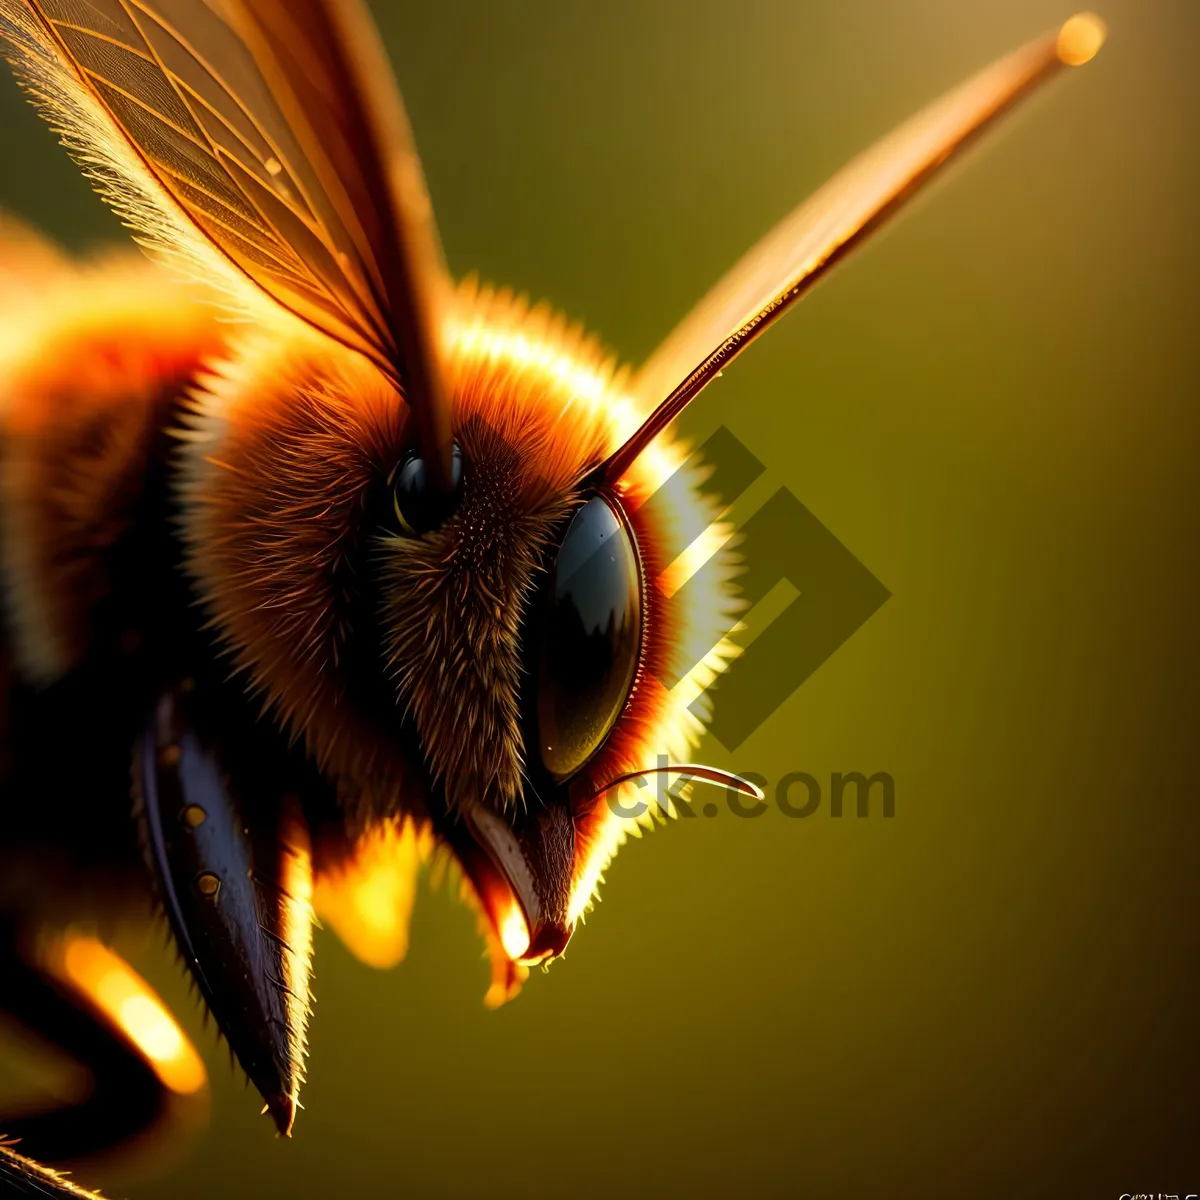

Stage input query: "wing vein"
[
  {"left": 81, "top": 66, "right": 213, "bottom": 152},
  {"left": 126, "top": 0, "right": 325, "bottom": 233},
  {"left": 111, "top": 0, "right": 349, "bottom": 309},
  {"left": 48, "top": 18, "right": 152, "bottom": 60},
  {"left": 176, "top": 78, "right": 329, "bottom": 245},
  {"left": 156, "top": 168, "right": 312, "bottom": 276}
]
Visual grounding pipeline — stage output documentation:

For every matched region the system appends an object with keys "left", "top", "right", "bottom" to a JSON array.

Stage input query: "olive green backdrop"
[{"left": 1, "top": 1, "right": 1196, "bottom": 1196}]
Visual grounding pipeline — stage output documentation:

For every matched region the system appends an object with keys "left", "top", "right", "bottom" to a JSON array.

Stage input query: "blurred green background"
[{"left": 2, "top": 0, "right": 1197, "bottom": 1196}]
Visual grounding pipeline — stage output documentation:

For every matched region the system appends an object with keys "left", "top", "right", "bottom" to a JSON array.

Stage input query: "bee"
[{"left": 0, "top": 2, "right": 1103, "bottom": 1196}]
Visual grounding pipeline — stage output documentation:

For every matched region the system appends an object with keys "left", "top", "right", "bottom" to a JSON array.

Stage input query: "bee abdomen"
[
  {"left": 0, "top": 245, "right": 224, "bottom": 685},
  {"left": 0, "top": 237, "right": 226, "bottom": 921}
]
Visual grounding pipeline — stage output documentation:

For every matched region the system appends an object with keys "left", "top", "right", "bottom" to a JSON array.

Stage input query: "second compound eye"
[
  {"left": 391, "top": 444, "right": 465, "bottom": 536},
  {"left": 536, "top": 494, "right": 643, "bottom": 781}
]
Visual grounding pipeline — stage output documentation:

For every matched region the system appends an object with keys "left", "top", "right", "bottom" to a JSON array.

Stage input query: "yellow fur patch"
[{"left": 0, "top": 245, "right": 222, "bottom": 681}]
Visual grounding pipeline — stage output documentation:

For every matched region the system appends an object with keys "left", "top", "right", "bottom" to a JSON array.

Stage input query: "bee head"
[{"left": 181, "top": 283, "right": 739, "bottom": 981}]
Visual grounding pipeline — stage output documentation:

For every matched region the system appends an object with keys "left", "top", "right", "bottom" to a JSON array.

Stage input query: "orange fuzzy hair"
[
  {"left": 177, "top": 308, "right": 413, "bottom": 812},
  {"left": 0, "top": 245, "right": 223, "bottom": 682}
]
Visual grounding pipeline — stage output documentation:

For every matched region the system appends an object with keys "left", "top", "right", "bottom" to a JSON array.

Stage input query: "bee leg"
[
  {"left": 134, "top": 682, "right": 318, "bottom": 1138},
  {"left": 0, "top": 920, "right": 207, "bottom": 1195}
]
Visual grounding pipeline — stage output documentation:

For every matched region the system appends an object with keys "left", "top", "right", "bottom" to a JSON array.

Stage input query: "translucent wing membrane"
[
  {"left": 0, "top": 0, "right": 454, "bottom": 477},
  {"left": 602, "top": 15, "right": 1105, "bottom": 482}
]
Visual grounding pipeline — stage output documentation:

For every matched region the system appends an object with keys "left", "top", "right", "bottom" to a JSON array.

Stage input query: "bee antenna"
[{"left": 592, "top": 764, "right": 763, "bottom": 801}]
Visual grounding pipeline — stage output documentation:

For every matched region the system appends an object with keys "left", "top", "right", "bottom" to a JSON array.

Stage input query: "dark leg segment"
[{"left": 135, "top": 681, "right": 327, "bottom": 1136}]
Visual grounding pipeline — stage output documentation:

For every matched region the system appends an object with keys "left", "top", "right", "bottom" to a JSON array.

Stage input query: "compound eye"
[
  {"left": 537, "top": 495, "right": 642, "bottom": 780},
  {"left": 391, "top": 444, "right": 464, "bottom": 535}
]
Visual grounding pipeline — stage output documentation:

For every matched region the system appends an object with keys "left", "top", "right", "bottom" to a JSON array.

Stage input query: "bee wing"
[
  {"left": 603, "top": 16, "right": 1105, "bottom": 481},
  {"left": 0, "top": 0, "right": 453, "bottom": 472}
]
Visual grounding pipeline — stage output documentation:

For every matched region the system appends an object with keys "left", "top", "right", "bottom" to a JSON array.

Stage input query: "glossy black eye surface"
[
  {"left": 537, "top": 495, "right": 642, "bottom": 780},
  {"left": 391, "top": 443, "right": 464, "bottom": 535}
]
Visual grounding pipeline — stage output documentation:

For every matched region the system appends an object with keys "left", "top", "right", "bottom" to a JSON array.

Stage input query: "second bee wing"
[
  {"left": 602, "top": 16, "right": 1104, "bottom": 481},
  {"left": 0, "top": 0, "right": 454, "bottom": 478}
]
